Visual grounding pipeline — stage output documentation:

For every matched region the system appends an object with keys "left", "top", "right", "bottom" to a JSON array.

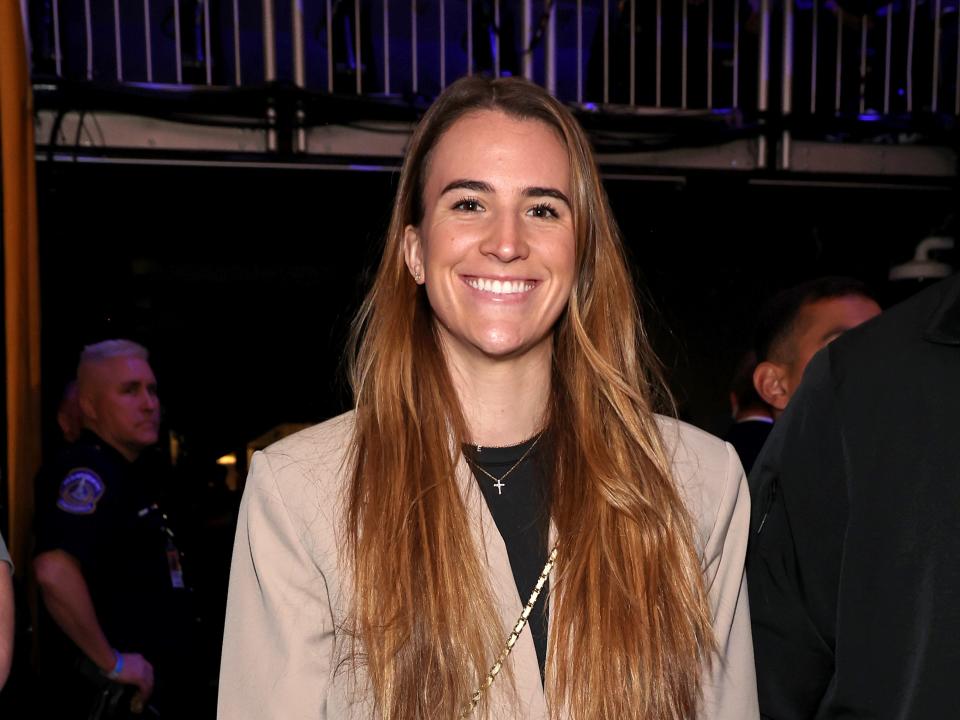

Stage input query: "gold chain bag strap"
[{"left": 459, "top": 544, "right": 559, "bottom": 718}]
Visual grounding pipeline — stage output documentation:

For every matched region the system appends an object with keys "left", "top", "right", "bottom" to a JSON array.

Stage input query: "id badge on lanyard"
[
  {"left": 139, "top": 503, "right": 186, "bottom": 589},
  {"left": 165, "top": 535, "right": 185, "bottom": 589}
]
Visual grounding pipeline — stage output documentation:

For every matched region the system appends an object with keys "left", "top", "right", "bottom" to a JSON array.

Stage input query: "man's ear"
[
  {"left": 753, "top": 361, "right": 790, "bottom": 412},
  {"left": 402, "top": 225, "right": 424, "bottom": 284},
  {"left": 77, "top": 393, "right": 96, "bottom": 423}
]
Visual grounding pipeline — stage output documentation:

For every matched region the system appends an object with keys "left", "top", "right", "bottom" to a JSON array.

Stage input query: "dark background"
[
  {"left": 5, "top": 0, "right": 957, "bottom": 713},
  {"left": 37, "top": 160, "right": 958, "bottom": 463}
]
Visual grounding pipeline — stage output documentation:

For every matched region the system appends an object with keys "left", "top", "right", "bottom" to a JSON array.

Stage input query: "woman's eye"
[
  {"left": 528, "top": 203, "right": 559, "bottom": 219},
  {"left": 452, "top": 197, "right": 483, "bottom": 212}
]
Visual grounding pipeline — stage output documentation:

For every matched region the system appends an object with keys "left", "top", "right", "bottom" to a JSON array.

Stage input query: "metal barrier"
[
  {"left": 27, "top": 1, "right": 959, "bottom": 115},
  {"left": 25, "top": 1, "right": 960, "bottom": 170}
]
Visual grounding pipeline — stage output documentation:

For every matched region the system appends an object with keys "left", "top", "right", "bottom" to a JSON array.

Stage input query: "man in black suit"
[{"left": 747, "top": 274, "right": 960, "bottom": 719}]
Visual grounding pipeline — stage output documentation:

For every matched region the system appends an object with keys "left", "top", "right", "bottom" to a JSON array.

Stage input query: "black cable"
[
  {"left": 524, "top": 0, "right": 558, "bottom": 55},
  {"left": 46, "top": 105, "right": 69, "bottom": 162},
  {"left": 72, "top": 110, "right": 87, "bottom": 162}
]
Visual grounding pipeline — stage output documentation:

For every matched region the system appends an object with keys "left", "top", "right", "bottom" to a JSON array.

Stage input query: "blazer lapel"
[{"left": 456, "top": 455, "right": 549, "bottom": 719}]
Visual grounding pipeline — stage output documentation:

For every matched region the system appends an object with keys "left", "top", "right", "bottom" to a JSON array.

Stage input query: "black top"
[
  {"left": 747, "top": 274, "right": 960, "bottom": 719},
  {"left": 33, "top": 431, "right": 196, "bottom": 689},
  {"left": 464, "top": 436, "right": 550, "bottom": 682}
]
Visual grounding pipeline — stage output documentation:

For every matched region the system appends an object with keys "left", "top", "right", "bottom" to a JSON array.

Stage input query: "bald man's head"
[{"left": 76, "top": 340, "right": 160, "bottom": 461}]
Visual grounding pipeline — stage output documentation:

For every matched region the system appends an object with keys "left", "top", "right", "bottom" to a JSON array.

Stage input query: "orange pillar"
[{"left": 1, "top": 0, "right": 42, "bottom": 573}]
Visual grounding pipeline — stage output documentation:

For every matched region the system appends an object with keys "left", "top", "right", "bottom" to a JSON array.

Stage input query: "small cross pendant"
[{"left": 494, "top": 479, "right": 505, "bottom": 495}]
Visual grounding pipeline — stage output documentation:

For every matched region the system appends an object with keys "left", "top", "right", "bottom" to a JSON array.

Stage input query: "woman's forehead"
[{"left": 421, "top": 110, "right": 571, "bottom": 196}]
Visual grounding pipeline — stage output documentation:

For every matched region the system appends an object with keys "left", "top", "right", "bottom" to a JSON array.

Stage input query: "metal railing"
[{"left": 26, "top": 1, "right": 960, "bottom": 162}]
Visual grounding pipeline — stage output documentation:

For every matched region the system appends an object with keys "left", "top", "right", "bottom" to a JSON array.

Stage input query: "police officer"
[
  {"left": 0, "top": 531, "right": 13, "bottom": 691},
  {"left": 33, "top": 340, "right": 198, "bottom": 718}
]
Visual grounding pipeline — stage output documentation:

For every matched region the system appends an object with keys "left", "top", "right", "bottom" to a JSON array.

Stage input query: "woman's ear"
[
  {"left": 403, "top": 225, "right": 424, "bottom": 284},
  {"left": 753, "top": 361, "right": 790, "bottom": 412}
]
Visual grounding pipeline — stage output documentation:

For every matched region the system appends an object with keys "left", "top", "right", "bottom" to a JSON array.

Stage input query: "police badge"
[{"left": 57, "top": 468, "right": 106, "bottom": 514}]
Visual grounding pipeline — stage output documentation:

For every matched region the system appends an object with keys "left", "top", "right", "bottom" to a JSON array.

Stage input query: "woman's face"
[{"left": 404, "top": 110, "right": 576, "bottom": 365}]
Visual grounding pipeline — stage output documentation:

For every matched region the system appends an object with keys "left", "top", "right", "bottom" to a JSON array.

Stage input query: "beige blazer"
[{"left": 218, "top": 412, "right": 758, "bottom": 719}]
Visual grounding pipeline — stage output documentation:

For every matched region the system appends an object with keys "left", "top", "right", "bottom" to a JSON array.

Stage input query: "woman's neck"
[{"left": 444, "top": 343, "right": 552, "bottom": 448}]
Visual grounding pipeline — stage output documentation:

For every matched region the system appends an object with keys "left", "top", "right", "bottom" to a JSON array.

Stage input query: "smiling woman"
[
  {"left": 219, "top": 76, "right": 759, "bottom": 720},
  {"left": 402, "top": 110, "right": 575, "bottom": 426}
]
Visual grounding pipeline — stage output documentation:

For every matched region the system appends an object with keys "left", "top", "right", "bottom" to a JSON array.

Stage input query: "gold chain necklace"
[
  {"left": 465, "top": 434, "right": 542, "bottom": 496},
  {"left": 460, "top": 544, "right": 559, "bottom": 718}
]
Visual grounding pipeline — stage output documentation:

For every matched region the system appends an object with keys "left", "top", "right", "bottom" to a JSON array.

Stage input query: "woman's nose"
[{"left": 478, "top": 213, "right": 529, "bottom": 262}]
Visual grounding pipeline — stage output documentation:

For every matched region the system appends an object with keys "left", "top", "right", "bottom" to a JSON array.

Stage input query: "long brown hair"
[{"left": 346, "top": 76, "right": 714, "bottom": 719}]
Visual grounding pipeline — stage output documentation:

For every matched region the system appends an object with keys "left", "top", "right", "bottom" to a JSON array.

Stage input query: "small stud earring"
[{"left": 414, "top": 270, "right": 423, "bottom": 283}]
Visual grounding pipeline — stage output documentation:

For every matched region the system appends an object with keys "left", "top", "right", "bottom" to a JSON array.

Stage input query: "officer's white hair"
[{"left": 78, "top": 339, "right": 150, "bottom": 370}]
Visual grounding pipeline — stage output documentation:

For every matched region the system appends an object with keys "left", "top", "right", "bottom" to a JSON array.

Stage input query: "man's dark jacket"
[{"left": 747, "top": 274, "right": 960, "bottom": 719}]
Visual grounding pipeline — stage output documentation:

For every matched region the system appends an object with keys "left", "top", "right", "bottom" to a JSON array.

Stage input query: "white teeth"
[{"left": 466, "top": 278, "right": 534, "bottom": 295}]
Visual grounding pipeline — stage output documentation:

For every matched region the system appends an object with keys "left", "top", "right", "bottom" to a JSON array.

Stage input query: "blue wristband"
[{"left": 104, "top": 650, "right": 124, "bottom": 680}]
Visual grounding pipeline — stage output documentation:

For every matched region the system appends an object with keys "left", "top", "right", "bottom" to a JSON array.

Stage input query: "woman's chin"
[{"left": 471, "top": 333, "right": 553, "bottom": 362}]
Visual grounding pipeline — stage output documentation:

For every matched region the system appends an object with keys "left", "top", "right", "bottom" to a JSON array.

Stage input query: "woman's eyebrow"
[
  {"left": 523, "top": 186, "right": 571, "bottom": 206},
  {"left": 440, "top": 179, "right": 493, "bottom": 195},
  {"left": 439, "top": 180, "right": 570, "bottom": 207}
]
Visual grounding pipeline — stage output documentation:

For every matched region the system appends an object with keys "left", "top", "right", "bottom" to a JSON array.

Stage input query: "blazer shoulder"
[
  {"left": 247, "top": 410, "right": 356, "bottom": 528},
  {"left": 259, "top": 410, "right": 356, "bottom": 478},
  {"left": 657, "top": 415, "right": 733, "bottom": 475},
  {"left": 656, "top": 415, "right": 745, "bottom": 551}
]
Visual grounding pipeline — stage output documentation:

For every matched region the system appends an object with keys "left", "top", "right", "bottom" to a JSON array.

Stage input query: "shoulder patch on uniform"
[{"left": 57, "top": 468, "right": 106, "bottom": 515}]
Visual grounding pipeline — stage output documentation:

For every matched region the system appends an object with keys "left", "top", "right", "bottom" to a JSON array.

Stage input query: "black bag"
[
  {"left": 77, "top": 656, "right": 146, "bottom": 720},
  {"left": 87, "top": 682, "right": 139, "bottom": 720}
]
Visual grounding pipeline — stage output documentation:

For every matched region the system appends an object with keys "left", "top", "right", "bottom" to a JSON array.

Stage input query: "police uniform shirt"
[
  {"left": 0, "top": 531, "right": 10, "bottom": 569},
  {"left": 33, "top": 430, "right": 194, "bottom": 667}
]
